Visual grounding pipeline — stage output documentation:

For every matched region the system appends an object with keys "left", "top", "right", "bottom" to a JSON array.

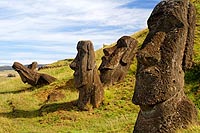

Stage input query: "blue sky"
[{"left": 0, "top": 0, "right": 160, "bottom": 66}]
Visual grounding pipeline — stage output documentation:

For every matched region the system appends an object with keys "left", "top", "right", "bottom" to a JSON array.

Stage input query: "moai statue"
[
  {"left": 70, "top": 41, "right": 104, "bottom": 110},
  {"left": 132, "top": 0, "right": 197, "bottom": 132},
  {"left": 12, "top": 62, "right": 57, "bottom": 86},
  {"left": 99, "top": 36, "right": 138, "bottom": 86}
]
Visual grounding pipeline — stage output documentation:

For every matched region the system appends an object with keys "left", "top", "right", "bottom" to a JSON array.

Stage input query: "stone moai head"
[
  {"left": 132, "top": 0, "right": 189, "bottom": 105},
  {"left": 132, "top": 0, "right": 197, "bottom": 132},
  {"left": 12, "top": 62, "right": 35, "bottom": 84},
  {"left": 99, "top": 36, "right": 138, "bottom": 85},
  {"left": 70, "top": 41, "right": 95, "bottom": 88}
]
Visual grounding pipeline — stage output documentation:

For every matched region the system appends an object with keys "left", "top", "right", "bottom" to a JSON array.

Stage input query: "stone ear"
[{"left": 87, "top": 42, "right": 95, "bottom": 70}]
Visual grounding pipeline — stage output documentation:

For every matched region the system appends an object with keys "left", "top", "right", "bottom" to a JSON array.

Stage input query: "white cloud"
[{"left": 0, "top": 0, "right": 159, "bottom": 66}]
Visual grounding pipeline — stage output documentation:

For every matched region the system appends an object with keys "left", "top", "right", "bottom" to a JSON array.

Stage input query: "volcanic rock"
[
  {"left": 12, "top": 62, "right": 56, "bottom": 86},
  {"left": 70, "top": 41, "right": 104, "bottom": 110},
  {"left": 99, "top": 36, "right": 138, "bottom": 86},
  {"left": 132, "top": 0, "right": 197, "bottom": 132}
]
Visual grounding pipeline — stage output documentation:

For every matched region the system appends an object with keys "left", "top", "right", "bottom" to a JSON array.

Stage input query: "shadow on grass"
[
  {"left": 0, "top": 109, "right": 40, "bottom": 118},
  {"left": 0, "top": 100, "right": 78, "bottom": 118},
  {"left": 65, "top": 78, "right": 76, "bottom": 90},
  {"left": 185, "top": 63, "right": 200, "bottom": 84},
  {"left": 0, "top": 86, "right": 36, "bottom": 94},
  {"left": 0, "top": 78, "right": 75, "bottom": 95}
]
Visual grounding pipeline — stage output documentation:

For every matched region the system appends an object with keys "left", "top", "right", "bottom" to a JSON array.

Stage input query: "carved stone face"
[
  {"left": 132, "top": 0, "right": 188, "bottom": 105},
  {"left": 132, "top": 1, "right": 197, "bottom": 132},
  {"left": 70, "top": 41, "right": 95, "bottom": 88},
  {"left": 99, "top": 37, "right": 132, "bottom": 70},
  {"left": 12, "top": 62, "right": 33, "bottom": 83},
  {"left": 99, "top": 36, "right": 137, "bottom": 85},
  {"left": 147, "top": 1, "right": 184, "bottom": 33}
]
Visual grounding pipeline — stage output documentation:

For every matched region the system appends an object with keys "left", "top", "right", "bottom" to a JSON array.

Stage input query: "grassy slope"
[
  {"left": 184, "top": 0, "right": 200, "bottom": 110},
  {"left": 0, "top": 1, "right": 200, "bottom": 133}
]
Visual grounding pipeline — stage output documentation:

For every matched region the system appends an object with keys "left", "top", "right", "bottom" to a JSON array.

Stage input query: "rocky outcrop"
[
  {"left": 132, "top": 0, "right": 197, "bottom": 132},
  {"left": 99, "top": 36, "right": 138, "bottom": 86},
  {"left": 12, "top": 62, "right": 57, "bottom": 86},
  {"left": 70, "top": 41, "right": 104, "bottom": 110}
]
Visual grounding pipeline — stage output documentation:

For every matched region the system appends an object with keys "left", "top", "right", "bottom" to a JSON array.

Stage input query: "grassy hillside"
[
  {"left": 0, "top": 1, "right": 200, "bottom": 133},
  {"left": 184, "top": 0, "right": 200, "bottom": 111}
]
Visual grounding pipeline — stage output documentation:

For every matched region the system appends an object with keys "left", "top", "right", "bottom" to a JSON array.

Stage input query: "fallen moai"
[
  {"left": 132, "top": 0, "right": 197, "bottom": 132},
  {"left": 12, "top": 62, "right": 57, "bottom": 86},
  {"left": 99, "top": 36, "right": 138, "bottom": 86},
  {"left": 70, "top": 40, "right": 104, "bottom": 110}
]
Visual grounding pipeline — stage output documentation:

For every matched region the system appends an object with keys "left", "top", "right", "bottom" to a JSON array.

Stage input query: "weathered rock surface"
[
  {"left": 12, "top": 62, "right": 57, "bottom": 86},
  {"left": 99, "top": 36, "right": 138, "bottom": 86},
  {"left": 132, "top": 0, "right": 197, "bottom": 132},
  {"left": 70, "top": 41, "right": 104, "bottom": 110},
  {"left": 27, "top": 61, "right": 38, "bottom": 71},
  {"left": 182, "top": 2, "right": 196, "bottom": 71}
]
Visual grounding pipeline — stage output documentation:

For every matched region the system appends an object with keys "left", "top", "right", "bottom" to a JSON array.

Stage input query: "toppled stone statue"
[
  {"left": 70, "top": 41, "right": 104, "bottom": 110},
  {"left": 12, "top": 62, "right": 57, "bottom": 86},
  {"left": 132, "top": 0, "right": 197, "bottom": 132},
  {"left": 99, "top": 36, "right": 138, "bottom": 86}
]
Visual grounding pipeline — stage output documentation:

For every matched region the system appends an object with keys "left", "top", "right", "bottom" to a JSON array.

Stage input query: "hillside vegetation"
[{"left": 0, "top": 1, "right": 200, "bottom": 133}]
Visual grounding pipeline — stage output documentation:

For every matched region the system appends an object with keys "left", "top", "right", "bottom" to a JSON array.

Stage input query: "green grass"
[
  {"left": 0, "top": 1, "right": 200, "bottom": 132},
  {"left": 0, "top": 67, "right": 139, "bottom": 133}
]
